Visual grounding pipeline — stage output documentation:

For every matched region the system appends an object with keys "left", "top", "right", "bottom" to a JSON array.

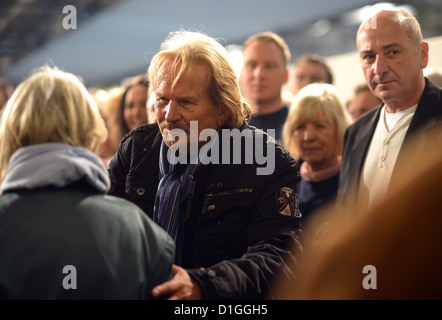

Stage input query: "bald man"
[{"left": 338, "top": 9, "right": 442, "bottom": 210}]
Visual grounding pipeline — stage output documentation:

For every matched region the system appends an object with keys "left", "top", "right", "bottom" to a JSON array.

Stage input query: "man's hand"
[{"left": 151, "top": 264, "right": 203, "bottom": 300}]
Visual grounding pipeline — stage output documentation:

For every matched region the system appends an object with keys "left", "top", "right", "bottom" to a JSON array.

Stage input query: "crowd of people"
[{"left": 0, "top": 8, "right": 441, "bottom": 300}]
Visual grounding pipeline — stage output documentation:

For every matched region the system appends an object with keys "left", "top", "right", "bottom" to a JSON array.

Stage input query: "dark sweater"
[
  {"left": 247, "top": 105, "right": 289, "bottom": 142},
  {"left": 297, "top": 172, "right": 339, "bottom": 222}
]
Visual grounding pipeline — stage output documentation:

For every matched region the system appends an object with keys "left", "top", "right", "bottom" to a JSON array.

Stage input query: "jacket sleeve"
[
  {"left": 140, "top": 214, "right": 176, "bottom": 299},
  {"left": 108, "top": 124, "right": 160, "bottom": 202},
  {"left": 188, "top": 157, "right": 302, "bottom": 300},
  {"left": 108, "top": 135, "right": 132, "bottom": 200}
]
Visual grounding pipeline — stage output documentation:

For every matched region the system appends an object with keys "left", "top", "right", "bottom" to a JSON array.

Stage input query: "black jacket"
[
  {"left": 108, "top": 122, "right": 303, "bottom": 299},
  {"left": 338, "top": 78, "right": 442, "bottom": 208}
]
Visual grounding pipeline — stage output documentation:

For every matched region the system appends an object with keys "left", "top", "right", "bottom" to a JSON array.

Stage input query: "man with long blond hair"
[{"left": 108, "top": 30, "right": 303, "bottom": 300}]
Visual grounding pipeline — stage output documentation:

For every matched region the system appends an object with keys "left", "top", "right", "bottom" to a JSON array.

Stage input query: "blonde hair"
[
  {"left": 101, "top": 86, "right": 125, "bottom": 142},
  {"left": 243, "top": 31, "right": 291, "bottom": 67},
  {"left": 148, "top": 30, "right": 251, "bottom": 128},
  {"left": 282, "top": 83, "right": 352, "bottom": 159},
  {"left": 0, "top": 65, "right": 107, "bottom": 181}
]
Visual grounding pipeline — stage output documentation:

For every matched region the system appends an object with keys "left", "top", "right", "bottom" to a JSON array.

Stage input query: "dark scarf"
[{"left": 153, "top": 141, "right": 197, "bottom": 264}]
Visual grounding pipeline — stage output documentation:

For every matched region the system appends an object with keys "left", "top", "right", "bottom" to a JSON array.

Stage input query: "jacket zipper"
[{"left": 184, "top": 174, "right": 196, "bottom": 220}]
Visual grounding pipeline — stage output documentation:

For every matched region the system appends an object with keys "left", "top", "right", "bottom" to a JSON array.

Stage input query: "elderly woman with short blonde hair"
[{"left": 283, "top": 83, "right": 352, "bottom": 221}]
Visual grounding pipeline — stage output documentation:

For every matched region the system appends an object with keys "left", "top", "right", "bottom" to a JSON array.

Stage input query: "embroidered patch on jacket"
[{"left": 277, "top": 187, "right": 301, "bottom": 217}]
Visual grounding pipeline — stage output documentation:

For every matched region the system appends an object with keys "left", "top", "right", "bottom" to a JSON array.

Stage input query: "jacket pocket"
[
  {"left": 199, "top": 188, "right": 254, "bottom": 237},
  {"left": 198, "top": 188, "right": 254, "bottom": 263},
  {"left": 201, "top": 188, "right": 253, "bottom": 214},
  {"left": 125, "top": 171, "right": 158, "bottom": 213}
]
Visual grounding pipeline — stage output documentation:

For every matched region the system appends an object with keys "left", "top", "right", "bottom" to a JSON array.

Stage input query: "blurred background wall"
[{"left": 1, "top": 0, "right": 441, "bottom": 102}]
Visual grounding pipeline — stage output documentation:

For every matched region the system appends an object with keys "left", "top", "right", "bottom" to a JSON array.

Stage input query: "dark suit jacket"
[{"left": 338, "top": 78, "right": 442, "bottom": 208}]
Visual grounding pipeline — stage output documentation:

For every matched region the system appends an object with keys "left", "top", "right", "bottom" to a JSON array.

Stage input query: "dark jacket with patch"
[{"left": 108, "top": 122, "right": 303, "bottom": 299}]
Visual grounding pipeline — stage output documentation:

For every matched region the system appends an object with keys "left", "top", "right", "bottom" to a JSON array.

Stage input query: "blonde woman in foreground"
[{"left": 0, "top": 66, "right": 174, "bottom": 299}]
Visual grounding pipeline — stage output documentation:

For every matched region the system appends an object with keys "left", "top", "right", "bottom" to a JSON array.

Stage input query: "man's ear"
[
  {"left": 420, "top": 41, "right": 429, "bottom": 69},
  {"left": 283, "top": 67, "right": 290, "bottom": 84}
]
